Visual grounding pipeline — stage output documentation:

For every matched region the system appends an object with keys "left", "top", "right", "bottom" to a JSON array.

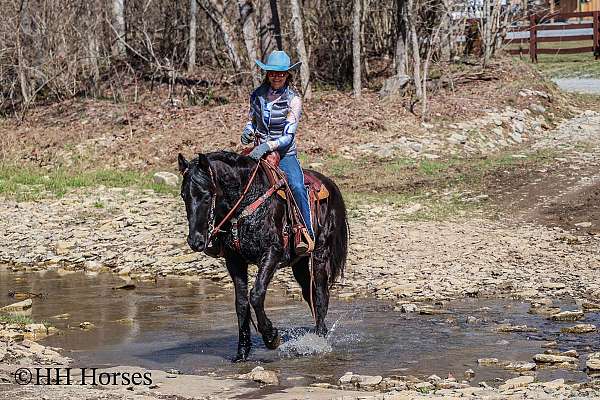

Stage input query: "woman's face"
[{"left": 267, "top": 71, "right": 288, "bottom": 90}]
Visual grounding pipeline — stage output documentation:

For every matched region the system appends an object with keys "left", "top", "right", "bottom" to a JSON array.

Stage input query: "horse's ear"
[
  {"left": 198, "top": 153, "right": 211, "bottom": 172},
  {"left": 178, "top": 153, "right": 189, "bottom": 175}
]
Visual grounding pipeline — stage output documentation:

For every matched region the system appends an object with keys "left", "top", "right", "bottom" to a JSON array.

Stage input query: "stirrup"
[{"left": 296, "top": 229, "right": 314, "bottom": 255}]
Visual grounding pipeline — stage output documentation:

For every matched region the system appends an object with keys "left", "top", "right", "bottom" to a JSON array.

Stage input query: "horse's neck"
[{"left": 214, "top": 162, "right": 268, "bottom": 218}]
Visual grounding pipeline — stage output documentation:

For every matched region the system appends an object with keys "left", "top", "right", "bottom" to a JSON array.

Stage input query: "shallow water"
[{"left": 1, "top": 268, "right": 599, "bottom": 386}]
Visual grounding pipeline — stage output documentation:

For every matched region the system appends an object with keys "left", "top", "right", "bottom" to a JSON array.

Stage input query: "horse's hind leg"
[
  {"left": 225, "top": 255, "right": 251, "bottom": 362},
  {"left": 292, "top": 257, "right": 330, "bottom": 337},
  {"left": 250, "top": 248, "right": 282, "bottom": 350}
]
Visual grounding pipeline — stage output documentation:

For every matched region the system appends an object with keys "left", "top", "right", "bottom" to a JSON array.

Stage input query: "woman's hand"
[
  {"left": 241, "top": 126, "right": 255, "bottom": 145},
  {"left": 249, "top": 143, "right": 271, "bottom": 160}
]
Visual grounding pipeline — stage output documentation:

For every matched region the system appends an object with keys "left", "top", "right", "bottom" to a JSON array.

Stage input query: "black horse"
[{"left": 178, "top": 151, "right": 348, "bottom": 361}]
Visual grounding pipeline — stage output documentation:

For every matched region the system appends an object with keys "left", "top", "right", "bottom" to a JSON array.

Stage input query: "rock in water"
[
  {"left": 0, "top": 299, "right": 32, "bottom": 312},
  {"left": 561, "top": 324, "right": 596, "bottom": 334},
  {"left": 533, "top": 354, "right": 578, "bottom": 364},
  {"left": 550, "top": 310, "right": 584, "bottom": 321},
  {"left": 153, "top": 172, "right": 179, "bottom": 187}
]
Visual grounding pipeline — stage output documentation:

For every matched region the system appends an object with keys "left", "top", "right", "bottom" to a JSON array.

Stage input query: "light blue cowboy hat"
[{"left": 255, "top": 50, "right": 301, "bottom": 72}]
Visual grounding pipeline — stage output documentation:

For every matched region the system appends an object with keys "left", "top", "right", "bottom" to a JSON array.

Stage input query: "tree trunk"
[
  {"left": 269, "top": 0, "right": 282, "bottom": 50},
  {"left": 259, "top": 0, "right": 275, "bottom": 59},
  {"left": 407, "top": 5, "right": 422, "bottom": 98},
  {"left": 188, "top": 0, "right": 198, "bottom": 73},
  {"left": 238, "top": 0, "right": 261, "bottom": 86},
  {"left": 290, "top": 0, "right": 312, "bottom": 98},
  {"left": 199, "top": 0, "right": 243, "bottom": 72},
  {"left": 16, "top": 0, "right": 30, "bottom": 105},
  {"left": 352, "top": 0, "right": 361, "bottom": 98},
  {"left": 394, "top": 0, "right": 408, "bottom": 76},
  {"left": 112, "top": 0, "right": 126, "bottom": 58}
]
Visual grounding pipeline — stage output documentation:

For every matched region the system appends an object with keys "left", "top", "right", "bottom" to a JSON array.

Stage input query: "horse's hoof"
[
  {"left": 232, "top": 346, "right": 251, "bottom": 362},
  {"left": 264, "top": 329, "right": 281, "bottom": 350}
]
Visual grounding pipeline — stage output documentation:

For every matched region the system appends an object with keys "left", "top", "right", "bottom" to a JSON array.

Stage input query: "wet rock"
[
  {"left": 499, "top": 375, "right": 534, "bottom": 390},
  {"left": 582, "top": 302, "right": 600, "bottom": 311},
  {"left": 587, "top": 353, "right": 600, "bottom": 371},
  {"left": 397, "top": 303, "right": 418, "bottom": 313},
  {"left": 561, "top": 324, "right": 596, "bottom": 334},
  {"left": 464, "top": 369, "right": 475, "bottom": 380},
  {"left": 478, "top": 358, "right": 499, "bottom": 365},
  {"left": 561, "top": 349, "right": 579, "bottom": 358},
  {"left": 153, "top": 172, "right": 179, "bottom": 187},
  {"left": 239, "top": 366, "right": 279, "bottom": 385},
  {"left": 533, "top": 354, "right": 578, "bottom": 364},
  {"left": 550, "top": 310, "right": 584, "bottom": 321},
  {"left": 0, "top": 299, "right": 32, "bottom": 312},
  {"left": 497, "top": 324, "right": 538, "bottom": 333},
  {"left": 505, "top": 362, "right": 536, "bottom": 372},
  {"left": 84, "top": 260, "right": 106, "bottom": 272},
  {"left": 338, "top": 372, "right": 354, "bottom": 384},
  {"left": 79, "top": 322, "right": 95, "bottom": 330},
  {"left": 542, "top": 341, "right": 558, "bottom": 348}
]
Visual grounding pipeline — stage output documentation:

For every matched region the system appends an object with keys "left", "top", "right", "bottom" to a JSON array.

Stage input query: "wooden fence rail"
[{"left": 504, "top": 11, "right": 600, "bottom": 62}]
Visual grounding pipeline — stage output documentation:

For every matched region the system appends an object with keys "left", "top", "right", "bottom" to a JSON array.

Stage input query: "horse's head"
[{"left": 178, "top": 153, "right": 222, "bottom": 252}]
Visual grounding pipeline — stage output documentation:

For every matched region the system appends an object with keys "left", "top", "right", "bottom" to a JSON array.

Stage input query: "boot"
[{"left": 295, "top": 227, "right": 314, "bottom": 255}]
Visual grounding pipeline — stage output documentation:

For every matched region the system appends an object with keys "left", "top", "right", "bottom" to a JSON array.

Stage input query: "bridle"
[{"left": 184, "top": 161, "right": 262, "bottom": 249}]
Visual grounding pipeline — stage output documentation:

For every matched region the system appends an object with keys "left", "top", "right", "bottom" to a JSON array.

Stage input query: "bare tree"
[
  {"left": 112, "top": 0, "right": 126, "bottom": 58},
  {"left": 199, "top": 0, "right": 243, "bottom": 72},
  {"left": 188, "top": 0, "right": 198, "bottom": 73},
  {"left": 238, "top": 0, "right": 261, "bottom": 86},
  {"left": 290, "top": 0, "right": 312, "bottom": 98},
  {"left": 352, "top": 0, "right": 361, "bottom": 98}
]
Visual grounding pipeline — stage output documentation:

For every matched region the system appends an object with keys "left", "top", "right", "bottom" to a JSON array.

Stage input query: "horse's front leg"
[
  {"left": 225, "top": 255, "right": 251, "bottom": 362},
  {"left": 250, "top": 247, "right": 282, "bottom": 350}
]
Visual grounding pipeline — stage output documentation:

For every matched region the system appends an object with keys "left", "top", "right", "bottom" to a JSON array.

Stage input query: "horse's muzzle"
[{"left": 187, "top": 234, "right": 206, "bottom": 252}]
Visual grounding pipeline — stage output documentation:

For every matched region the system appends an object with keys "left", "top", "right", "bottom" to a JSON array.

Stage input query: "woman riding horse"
[
  {"left": 177, "top": 51, "right": 348, "bottom": 362},
  {"left": 242, "top": 50, "right": 314, "bottom": 254}
]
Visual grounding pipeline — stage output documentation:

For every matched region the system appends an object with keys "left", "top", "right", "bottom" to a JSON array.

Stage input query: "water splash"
[
  {"left": 278, "top": 330, "right": 332, "bottom": 357},
  {"left": 277, "top": 309, "right": 364, "bottom": 358}
]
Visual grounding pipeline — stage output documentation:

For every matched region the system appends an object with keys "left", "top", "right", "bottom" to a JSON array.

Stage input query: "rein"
[{"left": 207, "top": 162, "right": 261, "bottom": 246}]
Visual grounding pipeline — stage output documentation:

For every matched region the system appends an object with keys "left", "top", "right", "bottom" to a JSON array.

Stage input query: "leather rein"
[{"left": 185, "top": 159, "right": 284, "bottom": 252}]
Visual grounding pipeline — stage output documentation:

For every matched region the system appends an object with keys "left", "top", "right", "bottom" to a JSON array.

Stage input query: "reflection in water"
[{"left": 0, "top": 268, "right": 598, "bottom": 386}]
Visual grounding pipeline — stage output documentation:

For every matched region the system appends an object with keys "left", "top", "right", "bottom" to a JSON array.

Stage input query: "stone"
[
  {"left": 398, "top": 303, "right": 418, "bottom": 313},
  {"left": 529, "top": 104, "right": 546, "bottom": 114},
  {"left": 84, "top": 260, "right": 105, "bottom": 272},
  {"left": 0, "top": 330, "right": 24, "bottom": 341},
  {"left": 351, "top": 374, "right": 383, "bottom": 387},
  {"left": 153, "top": 172, "right": 179, "bottom": 187},
  {"left": 561, "top": 324, "right": 596, "bottom": 334},
  {"left": 414, "top": 381, "right": 434, "bottom": 391},
  {"left": 505, "top": 362, "right": 536, "bottom": 372},
  {"left": 239, "top": 366, "right": 279, "bottom": 385},
  {"left": 497, "top": 324, "right": 538, "bottom": 333},
  {"left": 79, "top": 322, "right": 95, "bottom": 329},
  {"left": 339, "top": 372, "right": 354, "bottom": 384},
  {"left": 0, "top": 299, "right": 32, "bottom": 312},
  {"left": 587, "top": 353, "right": 600, "bottom": 371},
  {"left": 533, "top": 353, "right": 578, "bottom": 364},
  {"left": 448, "top": 133, "right": 468, "bottom": 145},
  {"left": 379, "top": 75, "right": 410, "bottom": 98},
  {"left": 478, "top": 358, "right": 499, "bottom": 365},
  {"left": 574, "top": 221, "right": 592, "bottom": 228},
  {"left": 542, "top": 379, "right": 565, "bottom": 389},
  {"left": 550, "top": 310, "right": 584, "bottom": 321},
  {"left": 499, "top": 375, "right": 534, "bottom": 390}
]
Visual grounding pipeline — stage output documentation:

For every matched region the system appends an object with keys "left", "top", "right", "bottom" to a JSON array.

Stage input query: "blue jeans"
[{"left": 279, "top": 155, "right": 314, "bottom": 238}]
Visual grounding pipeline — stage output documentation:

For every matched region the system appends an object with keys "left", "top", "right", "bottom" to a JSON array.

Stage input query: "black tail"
[{"left": 316, "top": 173, "right": 348, "bottom": 288}]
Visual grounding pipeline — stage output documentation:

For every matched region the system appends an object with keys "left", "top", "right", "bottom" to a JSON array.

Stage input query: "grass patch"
[
  {"left": 506, "top": 39, "right": 600, "bottom": 78},
  {"left": 0, "top": 313, "right": 34, "bottom": 325},
  {"left": 0, "top": 166, "right": 178, "bottom": 201}
]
